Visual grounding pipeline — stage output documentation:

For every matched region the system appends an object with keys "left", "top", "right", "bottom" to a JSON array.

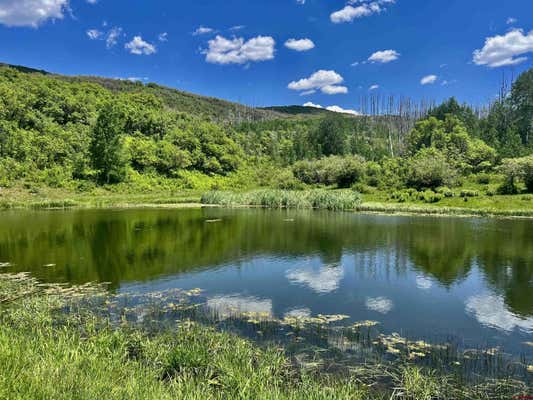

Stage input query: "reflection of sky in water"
[
  {"left": 365, "top": 297, "right": 394, "bottom": 314},
  {"left": 286, "top": 263, "right": 344, "bottom": 294},
  {"left": 465, "top": 293, "right": 533, "bottom": 334},
  {"left": 207, "top": 294, "right": 272, "bottom": 319},
  {"left": 120, "top": 250, "right": 533, "bottom": 355}
]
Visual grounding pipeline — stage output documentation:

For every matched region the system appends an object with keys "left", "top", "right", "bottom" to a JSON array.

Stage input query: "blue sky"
[{"left": 0, "top": 0, "right": 532, "bottom": 113}]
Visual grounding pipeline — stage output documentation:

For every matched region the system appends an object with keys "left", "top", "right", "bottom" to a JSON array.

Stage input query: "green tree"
[
  {"left": 311, "top": 115, "right": 347, "bottom": 156},
  {"left": 90, "top": 103, "right": 128, "bottom": 184},
  {"left": 509, "top": 68, "right": 533, "bottom": 147}
]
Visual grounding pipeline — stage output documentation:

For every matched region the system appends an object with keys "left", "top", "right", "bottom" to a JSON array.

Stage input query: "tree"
[
  {"left": 428, "top": 97, "right": 479, "bottom": 136},
  {"left": 310, "top": 115, "right": 347, "bottom": 156},
  {"left": 90, "top": 103, "right": 128, "bottom": 184},
  {"left": 509, "top": 68, "right": 533, "bottom": 147}
]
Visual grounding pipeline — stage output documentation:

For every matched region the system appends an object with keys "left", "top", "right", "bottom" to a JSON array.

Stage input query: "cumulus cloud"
[
  {"left": 473, "top": 29, "right": 533, "bottom": 67},
  {"left": 204, "top": 35, "right": 275, "bottom": 65},
  {"left": 304, "top": 102, "right": 361, "bottom": 116},
  {"left": 365, "top": 297, "right": 394, "bottom": 314},
  {"left": 465, "top": 294, "right": 533, "bottom": 333},
  {"left": 125, "top": 36, "right": 157, "bottom": 55},
  {"left": 287, "top": 264, "right": 344, "bottom": 294},
  {"left": 303, "top": 102, "right": 323, "bottom": 109},
  {"left": 330, "top": 0, "right": 395, "bottom": 24},
  {"left": 368, "top": 49, "right": 400, "bottom": 63},
  {"left": 420, "top": 74, "right": 437, "bottom": 85},
  {"left": 0, "top": 0, "right": 68, "bottom": 27},
  {"left": 288, "top": 70, "right": 348, "bottom": 95},
  {"left": 325, "top": 105, "right": 361, "bottom": 115},
  {"left": 285, "top": 38, "right": 315, "bottom": 52}
]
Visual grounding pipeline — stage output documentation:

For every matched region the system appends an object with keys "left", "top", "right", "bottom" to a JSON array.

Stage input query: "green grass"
[
  {"left": 201, "top": 189, "right": 362, "bottom": 211},
  {"left": 0, "top": 273, "right": 529, "bottom": 400}
]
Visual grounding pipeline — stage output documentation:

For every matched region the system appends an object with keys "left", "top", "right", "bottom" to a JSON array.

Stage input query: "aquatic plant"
[{"left": 201, "top": 189, "right": 362, "bottom": 211}]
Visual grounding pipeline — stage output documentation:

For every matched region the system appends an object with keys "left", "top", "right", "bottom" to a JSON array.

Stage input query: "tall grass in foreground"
[
  {"left": 201, "top": 189, "right": 362, "bottom": 211},
  {"left": 0, "top": 273, "right": 529, "bottom": 400}
]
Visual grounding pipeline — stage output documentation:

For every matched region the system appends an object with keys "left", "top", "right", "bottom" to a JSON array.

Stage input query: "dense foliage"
[{"left": 0, "top": 65, "right": 532, "bottom": 195}]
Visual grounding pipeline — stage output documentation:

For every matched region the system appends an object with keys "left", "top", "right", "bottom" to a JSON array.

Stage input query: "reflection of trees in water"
[{"left": 0, "top": 210, "right": 531, "bottom": 316}]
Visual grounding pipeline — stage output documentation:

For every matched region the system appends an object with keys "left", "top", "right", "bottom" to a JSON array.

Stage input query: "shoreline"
[{"left": 2, "top": 197, "right": 533, "bottom": 219}]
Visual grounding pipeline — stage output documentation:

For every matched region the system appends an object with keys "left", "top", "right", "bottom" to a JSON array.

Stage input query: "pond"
[{"left": 1, "top": 208, "right": 532, "bottom": 378}]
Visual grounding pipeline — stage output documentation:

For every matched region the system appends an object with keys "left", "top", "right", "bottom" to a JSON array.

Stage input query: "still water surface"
[{"left": 1, "top": 208, "right": 532, "bottom": 356}]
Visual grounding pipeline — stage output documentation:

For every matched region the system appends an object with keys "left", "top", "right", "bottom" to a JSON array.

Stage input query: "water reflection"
[
  {"left": 286, "top": 263, "right": 344, "bottom": 294},
  {"left": 0, "top": 208, "right": 532, "bottom": 352},
  {"left": 365, "top": 297, "right": 394, "bottom": 314},
  {"left": 465, "top": 294, "right": 533, "bottom": 333}
]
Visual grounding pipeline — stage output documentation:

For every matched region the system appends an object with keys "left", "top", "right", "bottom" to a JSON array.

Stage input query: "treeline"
[{"left": 0, "top": 65, "right": 531, "bottom": 193}]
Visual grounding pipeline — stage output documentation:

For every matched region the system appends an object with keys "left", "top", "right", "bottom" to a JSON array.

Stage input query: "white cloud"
[
  {"left": 368, "top": 49, "right": 400, "bottom": 63},
  {"left": 300, "top": 89, "right": 316, "bottom": 96},
  {"left": 365, "top": 297, "right": 394, "bottom": 314},
  {"left": 325, "top": 105, "right": 360, "bottom": 115},
  {"left": 322, "top": 85, "right": 348, "bottom": 94},
  {"left": 330, "top": 0, "right": 395, "bottom": 24},
  {"left": 158, "top": 32, "right": 168, "bottom": 42},
  {"left": 229, "top": 25, "right": 245, "bottom": 31},
  {"left": 106, "top": 27, "right": 122, "bottom": 48},
  {"left": 193, "top": 26, "right": 214, "bottom": 36},
  {"left": 303, "top": 102, "right": 323, "bottom": 108},
  {"left": 473, "top": 29, "right": 533, "bottom": 67},
  {"left": 506, "top": 17, "right": 517, "bottom": 25},
  {"left": 369, "top": 84, "right": 379, "bottom": 90},
  {"left": 285, "top": 38, "right": 315, "bottom": 52},
  {"left": 204, "top": 35, "right": 275, "bottom": 65},
  {"left": 421, "top": 74, "right": 437, "bottom": 85},
  {"left": 0, "top": 0, "right": 68, "bottom": 27},
  {"left": 87, "top": 29, "right": 102, "bottom": 40},
  {"left": 125, "top": 36, "right": 157, "bottom": 55},
  {"left": 465, "top": 294, "right": 533, "bottom": 333},
  {"left": 287, "top": 264, "right": 344, "bottom": 294},
  {"left": 288, "top": 70, "right": 348, "bottom": 95}
]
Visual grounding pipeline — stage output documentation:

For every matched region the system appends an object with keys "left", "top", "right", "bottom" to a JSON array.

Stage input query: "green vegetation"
[
  {"left": 0, "top": 64, "right": 532, "bottom": 216},
  {"left": 1, "top": 272, "right": 529, "bottom": 400},
  {"left": 201, "top": 189, "right": 362, "bottom": 210}
]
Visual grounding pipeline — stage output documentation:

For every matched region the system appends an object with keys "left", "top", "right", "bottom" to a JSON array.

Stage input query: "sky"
[{"left": 0, "top": 0, "right": 532, "bottom": 114}]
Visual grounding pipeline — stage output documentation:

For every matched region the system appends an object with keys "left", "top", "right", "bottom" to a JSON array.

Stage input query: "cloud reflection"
[
  {"left": 365, "top": 297, "right": 394, "bottom": 314},
  {"left": 286, "top": 264, "right": 344, "bottom": 294},
  {"left": 465, "top": 294, "right": 533, "bottom": 333},
  {"left": 207, "top": 294, "right": 272, "bottom": 319}
]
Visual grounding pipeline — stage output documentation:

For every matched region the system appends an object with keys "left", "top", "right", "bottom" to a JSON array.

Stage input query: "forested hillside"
[{"left": 0, "top": 64, "right": 532, "bottom": 198}]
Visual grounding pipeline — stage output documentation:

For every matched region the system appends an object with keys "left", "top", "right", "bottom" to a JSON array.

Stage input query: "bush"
[
  {"left": 475, "top": 173, "right": 490, "bottom": 185},
  {"left": 460, "top": 190, "right": 479, "bottom": 198},
  {"left": 351, "top": 182, "right": 376, "bottom": 194},
  {"left": 405, "top": 148, "right": 458, "bottom": 190},
  {"left": 419, "top": 190, "right": 444, "bottom": 203},
  {"left": 292, "top": 155, "right": 366, "bottom": 188},
  {"left": 498, "top": 155, "right": 533, "bottom": 194},
  {"left": 436, "top": 187, "right": 455, "bottom": 197}
]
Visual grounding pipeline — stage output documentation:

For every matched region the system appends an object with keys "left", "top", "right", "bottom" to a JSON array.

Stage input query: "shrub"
[
  {"left": 436, "top": 187, "right": 455, "bottom": 197},
  {"left": 498, "top": 155, "right": 533, "bottom": 194},
  {"left": 406, "top": 148, "right": 458, "bottom": 190},
  {"left": 460, "top": 190, "right": 479, "bottom": 198},
  {"left": 476, "top": 173, "right": 491, "bottom": 184},
  {"left": 292, "top": 155, "right": 366, "bottom": 188},
  {"left": 351, "top": 182, "right": 376, "bottom": 194},
  {"left": 419, "top": 190, "right": 444, "bottom": 203}
]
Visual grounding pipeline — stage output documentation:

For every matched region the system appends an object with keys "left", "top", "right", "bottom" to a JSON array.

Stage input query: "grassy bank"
[
  {"left": 201, "top": 189, "right": 362, "bottom": 211},
  {"left": 1, "top": 184, "right": 532, "bottom": 218},
  {"left": 1, "top": 273, "right": 528, "bottom": 400}
]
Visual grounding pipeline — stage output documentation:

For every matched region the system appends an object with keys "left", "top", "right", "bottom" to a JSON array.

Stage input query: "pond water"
[{"left": 1, "top": 208, "right": 532, "bottom": 366}]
